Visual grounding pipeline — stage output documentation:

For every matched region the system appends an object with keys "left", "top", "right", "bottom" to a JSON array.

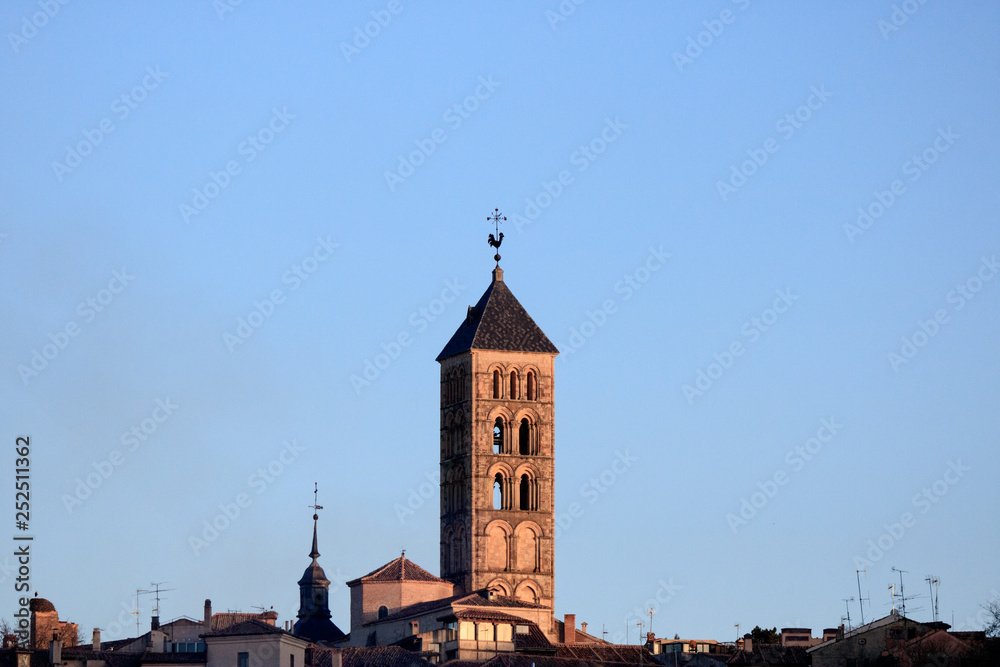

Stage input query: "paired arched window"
[
  {"left": 509, "top": 370, "right": 519, "bottom": 399},
  {"left": 492, "top": 370, "right": 501, "bottom": 399},
  {"left": 526, "top": 371, "right": 536, "bottom": 401},
  {"left": 519, "top": 418, "right": 531, "bottom": 455}
]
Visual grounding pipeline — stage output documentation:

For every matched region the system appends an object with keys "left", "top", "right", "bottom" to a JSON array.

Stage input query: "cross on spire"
[{"left": 487, "top": 208, "right": 505, "bottom": 266}]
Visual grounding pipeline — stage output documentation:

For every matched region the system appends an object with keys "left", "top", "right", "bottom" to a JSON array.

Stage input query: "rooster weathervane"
[{"left": 487, "top": 208, "right": 505, "bottom": 265}]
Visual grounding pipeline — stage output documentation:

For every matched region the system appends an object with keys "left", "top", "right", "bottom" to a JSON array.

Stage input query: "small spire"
[{"left": 308, "top": 482, "right": 323, "bottom": 560}]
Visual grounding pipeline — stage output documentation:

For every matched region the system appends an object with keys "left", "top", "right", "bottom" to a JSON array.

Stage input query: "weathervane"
[{"left": 487, "top": 208, "right": 505, "bottom": 265}]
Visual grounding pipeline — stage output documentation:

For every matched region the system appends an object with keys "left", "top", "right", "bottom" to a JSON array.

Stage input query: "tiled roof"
[
  {"left": 0, "top": 649, "right": 56, "bottom": 667},
  {"left": 556, "top": 644, "right": 656, "bottom": 664},
  {"left": 436, "top": 271, "right": 558, "bottom": 361},
  {"left": 514, "top": 624, "right": 557, "bottom": 653},
  {"left": 309, "top": 647, "right": 434, "bottom": 667},
  {"left": 202, "top": 619, "right": 286, "bottom": 637},
  {"left": 438, "top": 609, "right": 532, "bottom": 623},
  {"left": 348, "top": 556, "right": 446, "bottom": 586},
  {"left": 374, "top": 589, "right": 546, "bottom": 625},
  {"left": 473, "top": 652, "right": 657, "bottom": 667},
  {"left": 727, "top": 645, "right": 808, "bottom": 665},
  {"left": 210, "top": 613, "right": 277, "bottom": 631}
]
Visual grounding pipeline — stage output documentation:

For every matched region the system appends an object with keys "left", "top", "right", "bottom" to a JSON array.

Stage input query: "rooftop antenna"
[
  {"left": 648, "top": 608, "right": 656, "bottom": 638},
  {"left": 842, "top": 597, "right": 854, "bottom": 630},
  {"left": 134, "top": 588, "right": 153, "bottom": 635},
  {"left": 892, "top": 567, "right": 909, "bottom": 618},
  {"left": 487, "top": 208, "right": 505, "bottom": 266},
  {"left": 856, "top": 569, "right": 869, "bottom": 625},
  {"left": 925, "top": 576, "right": 940, "bottom": 622},
  {"left": 734, "top": 623, "right": 740, "bottom": 640},
  {"left": 888, "top": 583, "right": 896, "bottom": 612},
  {"left": 149, "top": 582, "right": 175, "bottom": 620}
]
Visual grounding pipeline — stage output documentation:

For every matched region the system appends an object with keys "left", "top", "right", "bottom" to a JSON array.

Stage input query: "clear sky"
[{"left": 2, "top": 0, "right": 999, "bottom": 645}]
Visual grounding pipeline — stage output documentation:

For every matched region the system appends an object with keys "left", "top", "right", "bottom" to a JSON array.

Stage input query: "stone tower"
[{"left": 436, "top": 265, "right": 558, "bottom": 608}]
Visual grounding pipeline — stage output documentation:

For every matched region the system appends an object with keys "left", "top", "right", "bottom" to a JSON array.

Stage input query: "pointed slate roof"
[{"left": 436, "top": 267, "right": 558, "bottom": 361}]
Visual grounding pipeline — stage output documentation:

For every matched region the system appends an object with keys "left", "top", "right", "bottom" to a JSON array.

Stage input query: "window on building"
[
  {"left": 526, "top": 371, "right": 536, "bottom": 400},
  {"left": 519, "top": 418, "right": 530, "bottom": 455},
  {"left": 477, "top": 623, "right": 494, "bottom": 642},
  {"left": 459, "top": 622, "right": 475, "bottom": 640},
  {"left": 519, "top": 474, "right": 530, "bottom": 510},
  {"left": 496, "top": 624, "right": 512, "bottom": 642},
  {"left": 510, "top": 370, "right": 519, "bottom": 399},
  {"left": 493, "top": 370, "right": 501, "bottom": 398},
  {"left": 290, "top": 654, "right": 294, "bottom": 667},
  {"left": 494, "top": 474, "right": 504, "bottom": 510},
  {"left": 238, "top": 652, "right": 249, "bottom": 667},
  {"left": 493, "top": 418, "right": 504, "bottom": 454},
  {"left": 378, "top": 605, "right": 389, "bottom": 620}
]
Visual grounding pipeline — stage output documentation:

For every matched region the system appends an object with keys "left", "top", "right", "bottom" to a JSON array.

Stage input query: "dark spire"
[
  {"left": 293, "top": 483, "right": 346, "bottom": 643},
  {"left": 309, "top": 482, "right": 322, "bottom": 560}
]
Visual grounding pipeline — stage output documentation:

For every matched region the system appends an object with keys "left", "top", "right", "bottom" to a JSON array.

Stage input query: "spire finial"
[
  {"left": 487, "top": 208, "right": 505, "bottom": 266},
  {"left": 308, "top": 482, "right": 323, "bottom": 559}
]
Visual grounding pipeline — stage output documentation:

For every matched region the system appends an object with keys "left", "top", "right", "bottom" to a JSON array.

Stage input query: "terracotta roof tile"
[
  {"left": 309, "top": 647, "right": 434, "bottom": 667},
  {"left": 348, "top": 557, "right": 446, "bottom": 586}
]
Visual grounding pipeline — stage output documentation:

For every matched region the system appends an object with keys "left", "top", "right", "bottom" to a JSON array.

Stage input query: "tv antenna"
[
  {"left": 842, "top": 597, "right": 854, "bottom": 630},
  {"left": 149, "top": 582, "right": 175, "bottom": 619},
  {"left": 856, "top": 569, "right": 870, "bottom": 625},
  {"left": 134, "top": 588, "right": 153, "bottom": 636},
  {"left": 892, "top": 567, "right": 910, "bottom": 618},
  {"left": 925, "top": 576, "right": 940, "bottom": 622}
]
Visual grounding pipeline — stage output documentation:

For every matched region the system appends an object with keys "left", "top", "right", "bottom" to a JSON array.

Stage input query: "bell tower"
[{"left": 436, "top": 212, "right": 558, "bottom": 608}]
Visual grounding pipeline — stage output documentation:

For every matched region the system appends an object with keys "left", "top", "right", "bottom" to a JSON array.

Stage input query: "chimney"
[
  {"left": 410, "top": 621, "right": 419, "bottom": 636},
  {"left": 204, "top": 599, "right": 212, "bottom": 626},
  {"left": 837, "top": 624, "right": 845, "bottom": 640},
  {"left": 330, "top": 653, "right": 342, "bottom": 667},
  {"left": 151, "top": 616, "right": 160, "bottom": 631},
  {"left": 564, "top": 614, "right": 576, "bottom": 644},
  {"left": 580, "top": 622, "right": 588, "bottom": 636},
  {"left": 49, "top": 635, "right": 62, "bottom": 665},
  {"left": 743, "top": 634, "right": 752, "bottom": 652},
  {"left": 92, "top": 629, "right": 101, "bottom": 652}
]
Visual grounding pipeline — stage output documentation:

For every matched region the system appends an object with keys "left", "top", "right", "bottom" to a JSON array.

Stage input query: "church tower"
[
  {"left": 293, "top": 487, "right": 347, "bottom": 643},
  {"left": 436, "top": 221, "right": 558, "bottom": 608}
]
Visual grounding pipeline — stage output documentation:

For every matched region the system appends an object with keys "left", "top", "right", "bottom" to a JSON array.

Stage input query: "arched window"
[
  {"left": 377, "top": 605, "right": 389, "bottom": 620},
  {"left": 510, "top": 370, "right": 519, "bottom": 399},
  {"left": 519, "top": 474, "right": 530, "bottom": 510},
  {"left": 527, "top": 371, "right": 536, "bottom": 401},
  {"left": 493, "top": 473, "right": 504, "bottom": 510},
  {"left": 519, "top": 418, "right": 530, "bottom": 455},
  {"left": 459, "top": 368, "right": 466, "bottom": 401},
  {"left": 493, "top": 418, "right": 504, "bottom": 454},
  {"left": 493, "top": 370, "right": 501, "bottom": 399}
]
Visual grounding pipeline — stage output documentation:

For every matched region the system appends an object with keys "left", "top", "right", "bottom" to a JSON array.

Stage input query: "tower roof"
[{"left": 436, "top": 267, "right": 558, "bottom": 361}]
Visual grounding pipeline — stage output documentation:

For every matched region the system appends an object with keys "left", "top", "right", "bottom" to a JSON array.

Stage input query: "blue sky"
[{"left": 2, "top": 0, "right": 999, "bottom": 644}]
